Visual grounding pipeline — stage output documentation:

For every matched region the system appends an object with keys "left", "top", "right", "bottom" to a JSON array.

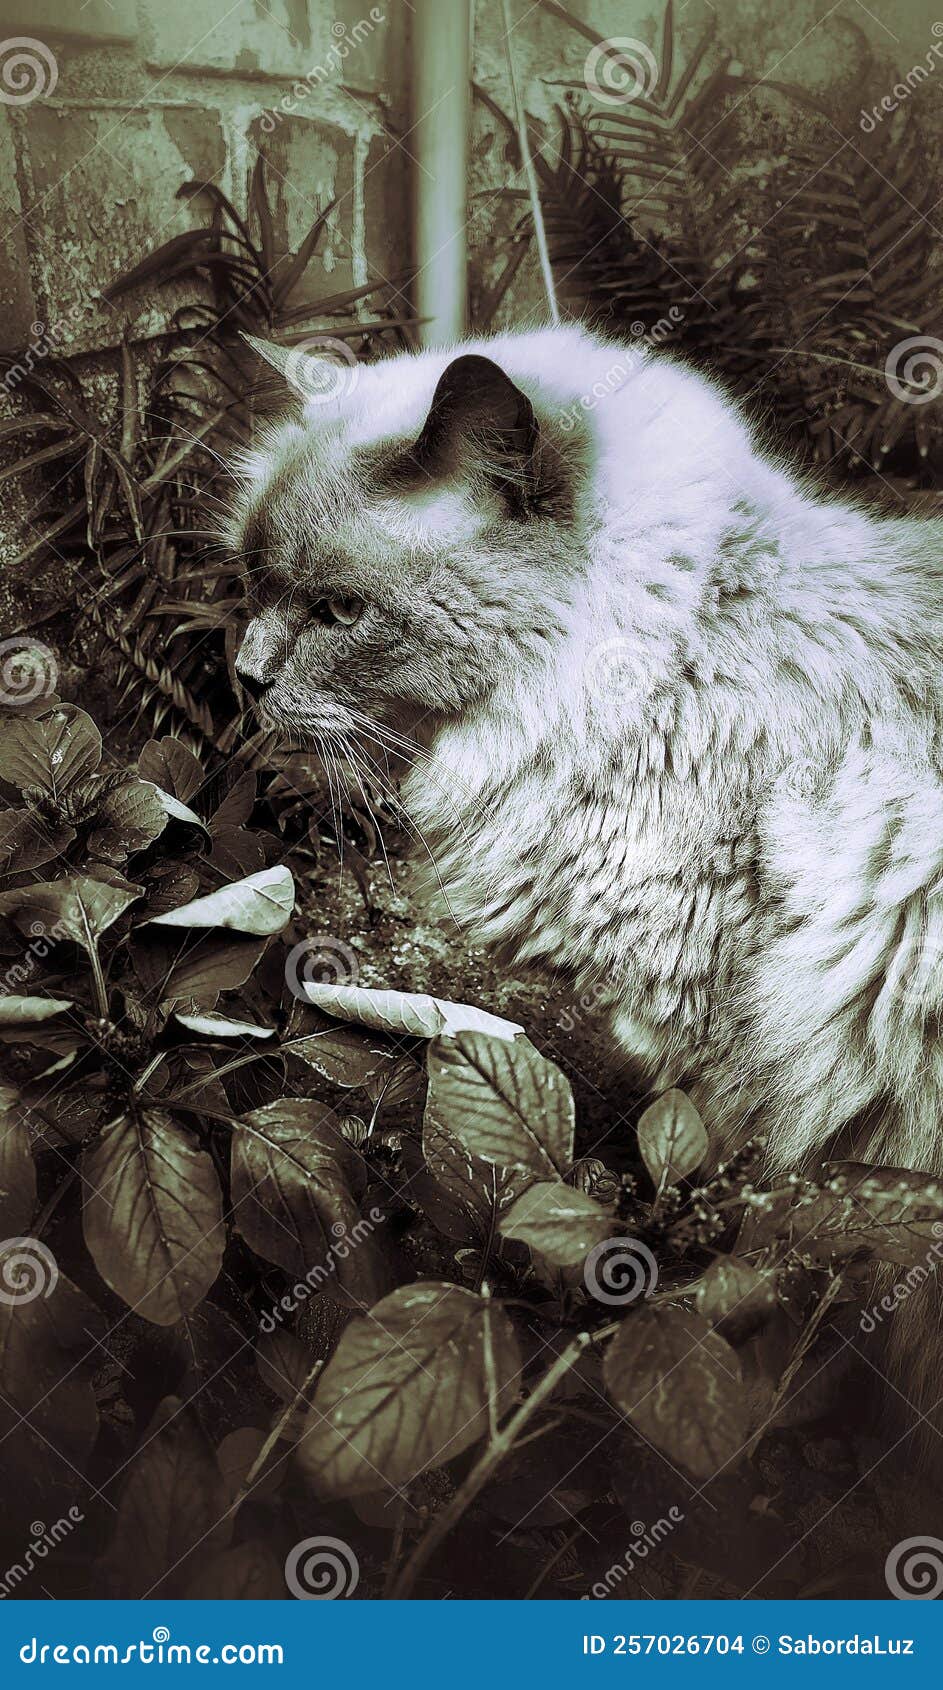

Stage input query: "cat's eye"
[{"left": 307, "top": 596, "right": 364, "bottom": 628}]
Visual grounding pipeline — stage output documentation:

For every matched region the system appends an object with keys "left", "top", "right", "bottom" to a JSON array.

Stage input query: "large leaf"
[
  {"left": 138, "top": 737, "right": 204, "bottom": 802},
  {"left": 500, "top": 1180, "right": 613, "bottom": 1266},
  {"left": 404, "top": 1114, "right": 529, "bottom": 1247},
  {"left": 1, "top": 871, "right": 142, "bottom": 949},
  {"left": 604, "top": 1307, "right": 750, "bottom": 1481},
  {"left": 282, "top": 1004, "right": 392, "bottom": 1089},
  {"left": 83, "top": 1108, "right": 224, "bottom": 1324},
  {"left": 87, "top": 780, "right": 169, "bottom": 861},
  {"left": 0, "top": 995, "right": 73, "bottom": 1023},
  {"left": 302, "top": 982, "right": 523, "bottom": 1042},
  {"left": 425, "top": 1032, "right": 574, "bottom": 1177},
  {"left": 0, "top": 808, "right": 74, "bottom": 872},
  {"left": 231, "top": 1100, "right": 381, "bottom": 1301},
  {"left": 636, "top": 1089, "right": 708, "bottom": 1188},
  {"left": 146, "top": 865, "right": 294, "bottom": 935},
  {"left": 0, "top": 1084, "right": 35, "bottom": 1233},
  {"left": 101, "top": 1397, "right": 226, "bottom": 1597},
  {"left": 131, "top": 929, "right": 269, "bottom": 1002},
  {"left": 297, "top": 1283, "right": 521, "bottom": 1498},
  {"left": 173, "top": 1009, "right": 274, "bottom": 1039},
  {"left": 0, "top": 706, "right": 101, "bottom": 793}
]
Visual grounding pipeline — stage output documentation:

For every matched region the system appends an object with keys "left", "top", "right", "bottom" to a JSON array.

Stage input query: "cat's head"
[{"left": 227, "top": 341, "right": 576, "bottom": 748}]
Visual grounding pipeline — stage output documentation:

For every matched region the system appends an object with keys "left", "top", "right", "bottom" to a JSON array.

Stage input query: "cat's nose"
[
  {"left": 235, "top": 617, "right": 280, "bottom": 700},
  {"left": 236, "top": 666, "right": 275, "bottom": 702}
]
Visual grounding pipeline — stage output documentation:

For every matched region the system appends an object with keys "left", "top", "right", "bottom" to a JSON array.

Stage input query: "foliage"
[
  {"left": 1, "top": 157, "right": 414, "bottom": 762},
  {"left": 481, "top": 0, "right": 943, "bottom": 493},
  {"left": 0, "top": 698, "right": 938, "bottom": 1598}
]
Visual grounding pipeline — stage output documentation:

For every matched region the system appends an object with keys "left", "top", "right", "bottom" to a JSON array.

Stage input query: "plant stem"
[
  {"left": 390, "top": 1329, "right": 593, "bottom": 1599},
  {"left": 229, "top": 1359, "right": 323, "bottom": 1518}
]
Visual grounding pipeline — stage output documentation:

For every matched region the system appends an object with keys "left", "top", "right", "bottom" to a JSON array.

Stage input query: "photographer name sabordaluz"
[{"left": 778, "top": 1636, "right": 914, "bottom": 1655}]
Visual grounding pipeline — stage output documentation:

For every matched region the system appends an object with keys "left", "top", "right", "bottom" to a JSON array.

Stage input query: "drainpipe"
[{"left": 412, "top": 0, "right": 472, "bottom": 347}]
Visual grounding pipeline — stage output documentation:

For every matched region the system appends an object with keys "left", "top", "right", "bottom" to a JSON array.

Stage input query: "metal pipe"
[{"left": 412, "top": 0, "right": 472, "bottom": 347}]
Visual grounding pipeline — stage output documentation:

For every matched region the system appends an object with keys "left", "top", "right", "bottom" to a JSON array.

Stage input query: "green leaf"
[
  {"left": 145, "top": 783, "right": 208, "bottom": 832},
  {"left": 0, "top": 1084, "right": 35, "bottom": 1233},
  {"left": 694, "top": 1256, "right": 777, "bottom": 1342},
  {"left": 405, "top": 1114, "right": 528, "bottom": 1247},
  {"left": 500, "top": 1180, "right": 614, "bottom": 1266},
  {"left": 0, "top": 706, "right": 101, "bottom": 793},
  {"left": 636, "top": 1089, "right": 708, "bottom": 1188},
  {"left": 604, "top": 1307, "right": 750, "bottom": 1480},
  {"left": 1, "top": 870, "right": 142, "bottom": 950},
  {"left": 0, "top": 995, "right": 73, "bottom": 1023},
  {"left": 138, "top": 737, "right": 204, "bottom": 802},
  {"left": 297, "top": 1283, "right": 521, "bottom": 1498},
  {"left": 282, "top": 1004, "right": 391, "bottom": 1089},
  {"left": 302, "top": 981, "right": 523, "bottom": 1041},
  {"left": 0, "top": 808, "right": 74, "bottom": 873},
  {"left": 146, "top": 865, "right": 294, "bottom": 935},
  {"left": 173, "top": 1009, "right": 274, "bottom": 1039},
  {"left": 425, "top": 1032, "right": 574, "bottom": 1177},
  {"left": 87, "top": 780, "right": 168, "bottom": 862},
  {"left": 231, "top": 1100, "right": 381, "bottom": 1300},
  {"left": 83, "top": 1109, "right": 224, "bottom": 1325},
  {"left": 100, "top": 1397, "right": 227, "bottom": 1598}
]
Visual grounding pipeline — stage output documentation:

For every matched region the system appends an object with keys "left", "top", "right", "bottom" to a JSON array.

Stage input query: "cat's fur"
[{"left": 230, "top": 323, "right": 943, "bottom": 1458}]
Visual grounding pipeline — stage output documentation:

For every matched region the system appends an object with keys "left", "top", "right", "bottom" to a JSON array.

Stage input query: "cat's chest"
[{"left": 409, "top": 738, "right": 753, "bottom": 998}]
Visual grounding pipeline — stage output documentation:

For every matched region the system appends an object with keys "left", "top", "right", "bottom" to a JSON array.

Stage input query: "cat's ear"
[
  {"left": 409, "top": 354, "right": 540, "bottom": 500},
  {"left": 241, "top": 333, "right": 333, "bottom": 402}
]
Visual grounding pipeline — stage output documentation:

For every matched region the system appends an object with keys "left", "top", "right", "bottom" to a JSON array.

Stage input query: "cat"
[{"left": 229, "top": 322, "right": 943, "bottom": 1467}]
